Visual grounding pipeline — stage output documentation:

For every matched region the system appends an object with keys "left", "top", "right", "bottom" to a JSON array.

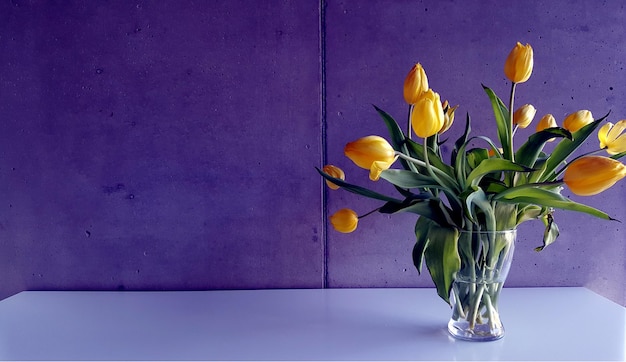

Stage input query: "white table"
[{"left": 0, "top": 287, "right": 623, "bottom": 361}]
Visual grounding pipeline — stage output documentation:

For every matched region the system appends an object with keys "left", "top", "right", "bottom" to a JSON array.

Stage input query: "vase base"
[{"left": 447, "top": 320, "right": 504, "bottom": 342}]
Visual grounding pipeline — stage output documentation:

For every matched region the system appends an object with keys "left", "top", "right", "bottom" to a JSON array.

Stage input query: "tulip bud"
[
  {"left": 330, "top": 208, "right": 359, "bottom": 233},
  {"left": 562, "top": 110, "right": 593, "bottom": 133},
  {"left": 410, "top": 89, "right": 445, "bottom": 138},
  {"left": 403, "top": 63, "right": 429, "bottom": 105},
  {"left": 344, "top": 135, "right": 396, "bottom": 169},
  {"left": 322, "top": 165, "right": 345, "bottom": 190},
  {"left": 504, "top": 42, "right": 534, "bottom": 84},
  {"left": 513, "top": 104, "right": 537, "bottom": 129},
  {"left": 535, "top": 114, "right": 558, "bottom": 142},
  {"left": 598, "top": 120, "right": 626, "bottom": 155},
  {"left": 563, "top": 156, "right": 626, "bottom": 196},
  {"left": 439, "top": 100, "right": 458, "bottom": 134}
]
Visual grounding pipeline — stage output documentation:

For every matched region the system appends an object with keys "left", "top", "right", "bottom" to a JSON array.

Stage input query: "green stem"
[
  {"left": 407, "top": 105, "right": 413, "bottom": 140},
  {"left": 506, "top": 83, "right": 517, "bottom": 187},
  {"left": 508, "top": 82, "right": 517, "bottom": 163}
]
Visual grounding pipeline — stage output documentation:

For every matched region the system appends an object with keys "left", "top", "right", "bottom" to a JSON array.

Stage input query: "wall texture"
[{"left": 1, "top": 1, "right": 624, "bottom": 306}]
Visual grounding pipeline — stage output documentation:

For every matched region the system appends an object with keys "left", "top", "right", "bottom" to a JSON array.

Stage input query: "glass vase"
[{"left": 447, "top": 229, "right": 516, "bottom": 341}]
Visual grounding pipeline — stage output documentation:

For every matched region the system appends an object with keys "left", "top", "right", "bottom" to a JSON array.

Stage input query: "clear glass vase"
[{"left": 447, "top": 229, "right": 516, "bottom": 341}]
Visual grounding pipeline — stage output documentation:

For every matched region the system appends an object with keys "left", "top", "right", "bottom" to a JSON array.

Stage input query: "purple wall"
[{"left": 1, "top": 1, "right": 624, "bottom": 306}]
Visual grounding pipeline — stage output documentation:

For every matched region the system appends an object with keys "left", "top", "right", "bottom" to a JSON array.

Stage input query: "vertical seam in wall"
[{"left": 319, "top": 0, "right": 328, "bottom": 289}]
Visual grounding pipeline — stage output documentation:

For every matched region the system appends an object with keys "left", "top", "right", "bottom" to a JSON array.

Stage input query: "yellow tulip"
[
  {"left": 330, "top": 208, "right": 359, "bottom": 233},
  {"left": 563, "top": 156, "right": 626, "bottom": 196},
  {"left": 322, "top": 165, "right": 345, "bottom": 190},
  {"left": 439, "top": 100, "right": 459, "bottom": 134},
  {"left": 369, "top": 157, "right": 398, "bottom": 181},
  {"left": 403, "top": 63, "right": 429, "bottom": 105},
  {"left": 562, "top": 110, "right": 593, "bottom": 133},
  {"left": 410, "top": 89, "right": 445, "bottom": 138},
  {"left": 504, "top": 42, "right": 534, "bottom": 84},
  {"left": 598, "top": 120, "right": 626, "bottom": 155},
  {"left": 535, "top": 114, "right": 558, "bottom": 142},
  {"left": 513, "top": 104, "right": 536, "bottom": 129},
  {"left": 344, "top": 135, "right": 396, "bottom": 173}
]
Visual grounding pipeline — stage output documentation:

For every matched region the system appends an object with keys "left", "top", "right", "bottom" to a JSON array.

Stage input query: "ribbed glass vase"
[{"left": 447, "top": 229, "right": 516, "bottom": 341}]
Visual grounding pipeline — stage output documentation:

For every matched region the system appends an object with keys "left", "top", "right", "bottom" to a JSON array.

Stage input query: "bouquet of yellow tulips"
[{"left": 318, "top": 42, "right": 626, "bottom": 336}]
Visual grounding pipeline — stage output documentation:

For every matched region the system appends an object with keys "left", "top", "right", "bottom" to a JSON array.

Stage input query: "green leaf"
[
  {"left": 493, "top": 186, "right": 614, "bottom": 220},
  {"left": 374, "top": 105, "right": 413, "bottom": 171},
  {"left": 451, "top": 113, "right": 471, "bottom": 166},
  {"left": 374, "top": 105, "right": 405, "bottom": 152},
  {"left": 483, "top": 85, "right": 512, "bottom": 160},
  {"left": 462, "top": 186, "right": 496, "bottom": 231},
  {"left": 379, "top": 198, "right": 456, "bottom": 228},
  {"left": 404, "top": 139, "right": 456, "bottom": 178},
  {"left": 424, "top": 224, "right": 461, "bottom": 304},
  {"left": 379, "top": 169, "right": 442, "bottom": 189},
  {"left": 316, "top": 168, "right": 402, "bottom": 203},
  {"left": 541, "top": 113, "right": 610, "bottom": 181},
  {"left": 535, "top": 214, "right": 560, "bottom": 251},
  {"left": 412, "top": 217, "right": 432, "bottom": 274},
  {"left": 466, "top": 158, "right": 533, "bottom": 188},
  {"left": 515, "top": 127, "right": 572, "bottom": 168}
]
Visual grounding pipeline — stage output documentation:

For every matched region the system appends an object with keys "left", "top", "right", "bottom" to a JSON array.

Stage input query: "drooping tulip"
[
  {"left": 403, "top": 63, "right": 429, "bottom": 105},
  {"left": 344, "top": 135, "right": 396, "bottom": 180},
  {"left": 439, "top": 100, "right": 458, "bottom": 134},
  {"left": 322, "top": 165, "right": 345, "bottom": 190},
  {"left": 563, "top": 156, "right": 626, "bottom": 196},
  {"left": 598, "top": 120, "right": 626, "bottom": 155},
  {"left": 562, "top": 110, "right": 593, "bottom": 133},
  {"left": 535, "top": 114, "right": 558, "bottom": 142},
  {"left": 513, "top": 104, "right": 537, "bottom": 129},
  {"left": 504, "top": 42, "right": 534, "bottom": 84},
  {"left": 410, "top": 89, "right": 445, "bottom": 138},
  {"left": 330, "top": 208, "right": 359, "bottom": 233}
]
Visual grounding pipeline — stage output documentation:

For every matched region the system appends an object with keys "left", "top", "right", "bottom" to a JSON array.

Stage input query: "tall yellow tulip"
[
  {"left": 344, "top": 136, "right": 396, "bottom": 180},
  {"left": 403, "top": 63, "right": 429, "bottom": 105},
  {"left": 504, "top": 42, "right": 534, "bottom": 84},
  {"left": 563, "top": 156, "right": 626, "bottom": 196},
  {"left": 598, "top": 120, "right": 626, "bottom": 155},
  {"left": 322, "top": 165, "right": 345, "bottom": 190},
  {"left": 410, "top": 89, "right": 445, "bottom": 138},
  {"left": 562, "top": 110, "right": 593, "bottom": 133},
  {"left": 513, "top": 104, "right": 536, "bottom": 129},
  {"left": 330, "top": 208, "right": 359, "bottom": 233}
]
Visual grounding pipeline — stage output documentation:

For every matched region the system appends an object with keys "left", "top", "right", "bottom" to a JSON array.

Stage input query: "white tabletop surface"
[{"left": 0, "top": 287, "right": 624, "bottom": 361}]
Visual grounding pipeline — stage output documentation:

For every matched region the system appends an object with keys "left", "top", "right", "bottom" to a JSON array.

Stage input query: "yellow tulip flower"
[
  {"left": 563, "top": 156, "right": 626, "bottom": 196},
  {"left": 562, "top": 110, "right": 593, "bottom": 133},
  {"left": 322, "top": 165, "right": 345, "bottom": 190},
  {"left": 513, "top": 104, "right": 537, "bottom": 129},
  {"left": 439, "top": 100, "right": 459, "bottom": 134},
  {"left": 535, "top": 114, "right": 558, "bottom": 142},
  {"left": 345, "top": 135, "right": 395, "bottom": 170},
  {"left": 403, "top": 63, "right": 429, "bottom": 105},
  {"left": 598, "top": 120, "right": 626, "bottom": 155},
  {"left": 330, "top": 208, "right": 359, "bottom": 233},
  {"left": 410, "top": 89, "right": 445, "bottom": 138},
  {"left": 504, "top": 42, "right": 534, "bottom": 84}
]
